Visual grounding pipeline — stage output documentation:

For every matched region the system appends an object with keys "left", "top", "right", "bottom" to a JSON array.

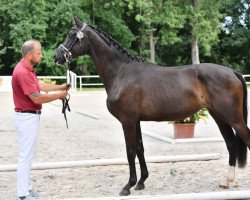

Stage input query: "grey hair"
[{"left": 21, "top": 39, "right": 41, "bottom": 57}]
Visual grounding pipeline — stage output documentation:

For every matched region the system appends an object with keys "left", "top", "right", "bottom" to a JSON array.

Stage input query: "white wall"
[{"left": 0, "top": 76, "right": 12, "bottom": 92}]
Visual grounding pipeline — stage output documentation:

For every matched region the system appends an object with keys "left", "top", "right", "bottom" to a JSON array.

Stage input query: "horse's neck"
[{"left": 88, "top": 30, "right": 125, "bottom": 92}]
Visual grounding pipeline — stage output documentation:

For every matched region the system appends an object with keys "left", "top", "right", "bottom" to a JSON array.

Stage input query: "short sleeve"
[{"left": 18, "top": 71, "right": 39, "bottom": 95}]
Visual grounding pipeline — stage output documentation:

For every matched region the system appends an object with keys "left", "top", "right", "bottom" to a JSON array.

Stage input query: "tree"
[
  {"left": 218, "top": 0, "right": 250, "bottom": 73},
  {"left": 126, "top": 0, "right": 186, "bottom": 63},
  {"left": 188, "top": 0, "right": 223, "bottom": 64},
  {"left": 191, "top": 0, "right": 200, "bottom": 64},
  {"left": 42, "top": 0, "right": 90, "bottom": 75},
  {"left": 0, "top": 0, "right": 47, "bottom": 73},
  {"left": 55, "top": 0, "right": 135, "bottom": 76},
  {"left": 0, "top": 0, "right": 249, "bottom": 75},
  {"left": 0, "top": 0, "right": 91, "bottom": 75}
]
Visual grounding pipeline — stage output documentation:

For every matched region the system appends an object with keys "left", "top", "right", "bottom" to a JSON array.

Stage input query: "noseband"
[{"left": 58, "top": 23, "right": 87, "bottom": 62}]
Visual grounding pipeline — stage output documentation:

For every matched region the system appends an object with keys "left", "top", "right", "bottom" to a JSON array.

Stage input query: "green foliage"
[
  {"left": 41, "top": 0, "right": 91, "bottom": 75},
  {"left": 0, "top": 0, "right": 249, "bottom": 75},
  {"left": 188, "top": 0, "right": 224, "bottom": 55},
  {"left": 92, "top": 0, "right": 135, "bottom": 48},
  {"left": 0, "top": 0, "right": 48, "bottom": 71},
  {"left": 0, "top": 40, "right": 6, "bottom": 56},
  {"left": 174, "top": 108, "right": 209, "bottom": 124},
  {"left": 40, "top": 48, "right": 67, "bottom": 75},
  {"left": 127, "top": 0, "right": 186, "bottom": 53},
  {"left": 39, "top": 78, "right": 56, "bottom": 84},
  {"left": 218, "top": 0, "right": 250, "bottom": 73}
]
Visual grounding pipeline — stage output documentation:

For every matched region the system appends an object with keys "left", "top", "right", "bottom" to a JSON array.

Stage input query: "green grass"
[{"left": 77, "top": 87, "right": 105, "bottom": 91}]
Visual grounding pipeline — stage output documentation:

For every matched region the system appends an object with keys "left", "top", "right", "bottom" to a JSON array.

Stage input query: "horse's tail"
[{"left": 234, "top": 71, "right": 248, "bottom": 168}]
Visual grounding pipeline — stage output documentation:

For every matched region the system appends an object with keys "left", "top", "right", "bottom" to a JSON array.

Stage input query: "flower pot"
[{"left": 173, "top": 123, "right": 195, "bottom": 139}]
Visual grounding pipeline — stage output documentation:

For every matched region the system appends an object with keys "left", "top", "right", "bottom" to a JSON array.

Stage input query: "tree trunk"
[
  {"left": 192, "top": 0, "right": 200, "bottom": 64},
  {"left": 191, "top": 35, "right": 200, "bottom": 64},
  {"left": 92, "top": 0, "right": 95, "bottom": 25},
  {"left": 149, "top": 31, "right": 157, "bottom": 63},
  {"left": 150, "top": 31, "right": 156, "bottom": 63},
  {"left": 192, "top": 0, "right": 199, "bottom": 7}
]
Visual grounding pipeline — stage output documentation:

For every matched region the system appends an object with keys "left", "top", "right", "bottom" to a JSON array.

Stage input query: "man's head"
[{"left": 21, "top": 39, "right": 43, "bottom": 65}]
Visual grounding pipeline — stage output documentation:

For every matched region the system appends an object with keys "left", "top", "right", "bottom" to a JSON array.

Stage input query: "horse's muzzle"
[{"left": 54, "top": 50, "right": 66, "bottom": 65}]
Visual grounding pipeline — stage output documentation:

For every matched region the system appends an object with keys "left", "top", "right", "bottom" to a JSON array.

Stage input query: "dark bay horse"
[{"left": 54, "top": 16, "right": 250, "bottom": 196}]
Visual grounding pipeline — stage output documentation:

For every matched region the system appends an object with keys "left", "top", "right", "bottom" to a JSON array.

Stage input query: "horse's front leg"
[
  {"left": 119, "top": 121, "right": 137, "bottom": 196},
  {"left": 135, "top": 121, "right": 148, "bottom": 190}
]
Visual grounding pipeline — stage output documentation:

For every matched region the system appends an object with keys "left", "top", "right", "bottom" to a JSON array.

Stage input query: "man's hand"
[
  {"left": 61, "top": 83, "right": 71, "bottom": 91},
  {"left": 58, "top": 91, "right": 68, "bottom": 100}
]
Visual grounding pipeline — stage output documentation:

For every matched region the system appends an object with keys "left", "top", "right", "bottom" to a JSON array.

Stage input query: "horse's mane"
[{"left": 89, "top": 25, "right": 145, "bottom": 62}]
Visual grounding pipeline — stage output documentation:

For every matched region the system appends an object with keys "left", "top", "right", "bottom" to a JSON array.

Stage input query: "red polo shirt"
[{"left": 12, "top": 59, "right": 42, "bottom": 111}]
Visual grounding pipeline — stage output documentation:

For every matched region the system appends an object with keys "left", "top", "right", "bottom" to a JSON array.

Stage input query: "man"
[{"left": 12, "top": 39, "right": 69, "bottom": 200}]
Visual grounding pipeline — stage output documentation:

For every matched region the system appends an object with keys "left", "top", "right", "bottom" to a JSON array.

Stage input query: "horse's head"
[{"left": 54, "top": 16, "right": 89, "bottom": 64}]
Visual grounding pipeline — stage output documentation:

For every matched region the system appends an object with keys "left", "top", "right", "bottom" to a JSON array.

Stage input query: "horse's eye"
[{"left": 68, "top": 32, "right": 75, "bottom": 37}]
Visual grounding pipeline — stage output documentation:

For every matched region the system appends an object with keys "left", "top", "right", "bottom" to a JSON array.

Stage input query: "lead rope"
[{"left": 62, "top": 61, "right": 71, "bottom": 129}]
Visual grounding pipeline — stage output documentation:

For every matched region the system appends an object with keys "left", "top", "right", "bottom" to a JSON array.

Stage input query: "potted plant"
[{"left": 172, "top": 108, "right": 209, "bottom": 139}]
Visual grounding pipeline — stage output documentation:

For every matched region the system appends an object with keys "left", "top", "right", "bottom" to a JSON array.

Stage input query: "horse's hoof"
[
  {"left": 119, "top": 188, "right": 130, "bottom": 196},
  {"left": 219, "top": 181, "right": 229, "bottom": 188},
  {"left": 135, "top": 183, "right": 145, "bottom": 190}
]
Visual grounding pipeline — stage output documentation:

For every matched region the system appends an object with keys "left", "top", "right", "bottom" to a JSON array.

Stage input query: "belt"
[{"left": 16, "top": 110, "right": 41, "bottom": 115}]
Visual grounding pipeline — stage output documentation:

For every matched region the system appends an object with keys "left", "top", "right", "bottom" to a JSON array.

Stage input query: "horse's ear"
[{"left": 74, "top": 16, "right": 82, "bottom": 27}]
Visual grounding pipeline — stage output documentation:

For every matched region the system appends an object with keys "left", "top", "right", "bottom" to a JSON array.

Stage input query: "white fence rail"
[
  {"left": 38, "top": 70, "right": 77, "bottom": 91},
  {"left": 243, "top": 75, "right": 250, "bottom": 85},
  {"left": 1, "top": 74, "right": 250, "bottom": 92},
  {"left": 77, "top": 75, "right": 103, "bottom": 91}
]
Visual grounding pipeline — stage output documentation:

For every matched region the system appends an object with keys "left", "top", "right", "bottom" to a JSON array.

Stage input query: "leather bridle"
[
  {"left": 58, "top": 23, "right": 87, "bottom": 129},
  {"left": 58, "top": 23, "right": 87, "bottom": 63}
]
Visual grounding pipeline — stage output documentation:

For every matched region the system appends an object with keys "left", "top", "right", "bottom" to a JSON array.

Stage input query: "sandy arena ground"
[{"left": 1, "top": 91, "right": 250, "bottom": 199}]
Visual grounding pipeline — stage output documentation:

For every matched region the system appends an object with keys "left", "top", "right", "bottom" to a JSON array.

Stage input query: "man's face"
[{"left": 29, "top": 44, "right": 43, "bottom": 65}]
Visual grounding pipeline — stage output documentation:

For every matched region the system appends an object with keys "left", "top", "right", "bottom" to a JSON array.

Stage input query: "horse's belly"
[
  {"left": 139, "top": 94, "right": 202, "bottom": 121},
  {"left": 106, "top": 81, "right": 203, "bottom": 122}
]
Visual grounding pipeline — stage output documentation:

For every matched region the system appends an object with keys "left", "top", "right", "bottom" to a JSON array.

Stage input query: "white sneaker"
[
  {"left": 16, "top": 195, "right": 35, "bottom": 200},
  {"left": 29, "top": 189, "right": 46, "bottom": 198},
  {"left": 29, "top": 189, "right": 38, "bottom": 197}
]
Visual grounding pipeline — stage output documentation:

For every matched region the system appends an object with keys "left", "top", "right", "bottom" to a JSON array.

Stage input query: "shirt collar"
[{"left": 20, "top": 58, "right": 35, "bottom": 72}]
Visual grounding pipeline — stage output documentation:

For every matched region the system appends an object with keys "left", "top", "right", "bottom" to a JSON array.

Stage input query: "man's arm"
[
  {"left": 28, "top": 91, "right": 68, "bottom": 104},
  {"left": 39, "top": 82, "right": 70, "bottom": 92}
]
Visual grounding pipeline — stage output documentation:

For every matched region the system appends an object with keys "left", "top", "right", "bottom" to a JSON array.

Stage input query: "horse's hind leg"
[
  {"left": 209, "top": 112, "right": 237, "bottom": 188},
  {"left": 231, "top": 121, "right": 249, "bottom": 166},
  {"left": 135, "top": 121, "right": 148, "bottom": 190},
  {"left": 221, "top": 120, "right": 250, "bottom": 188}
]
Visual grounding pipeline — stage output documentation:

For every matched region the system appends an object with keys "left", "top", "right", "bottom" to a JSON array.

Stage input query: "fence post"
[
  {"left": 67, "top": 71, "right": 76, "bottom": 91},
  {"left": 79, "top": 77, "right": 82, "bottom": 91}
]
